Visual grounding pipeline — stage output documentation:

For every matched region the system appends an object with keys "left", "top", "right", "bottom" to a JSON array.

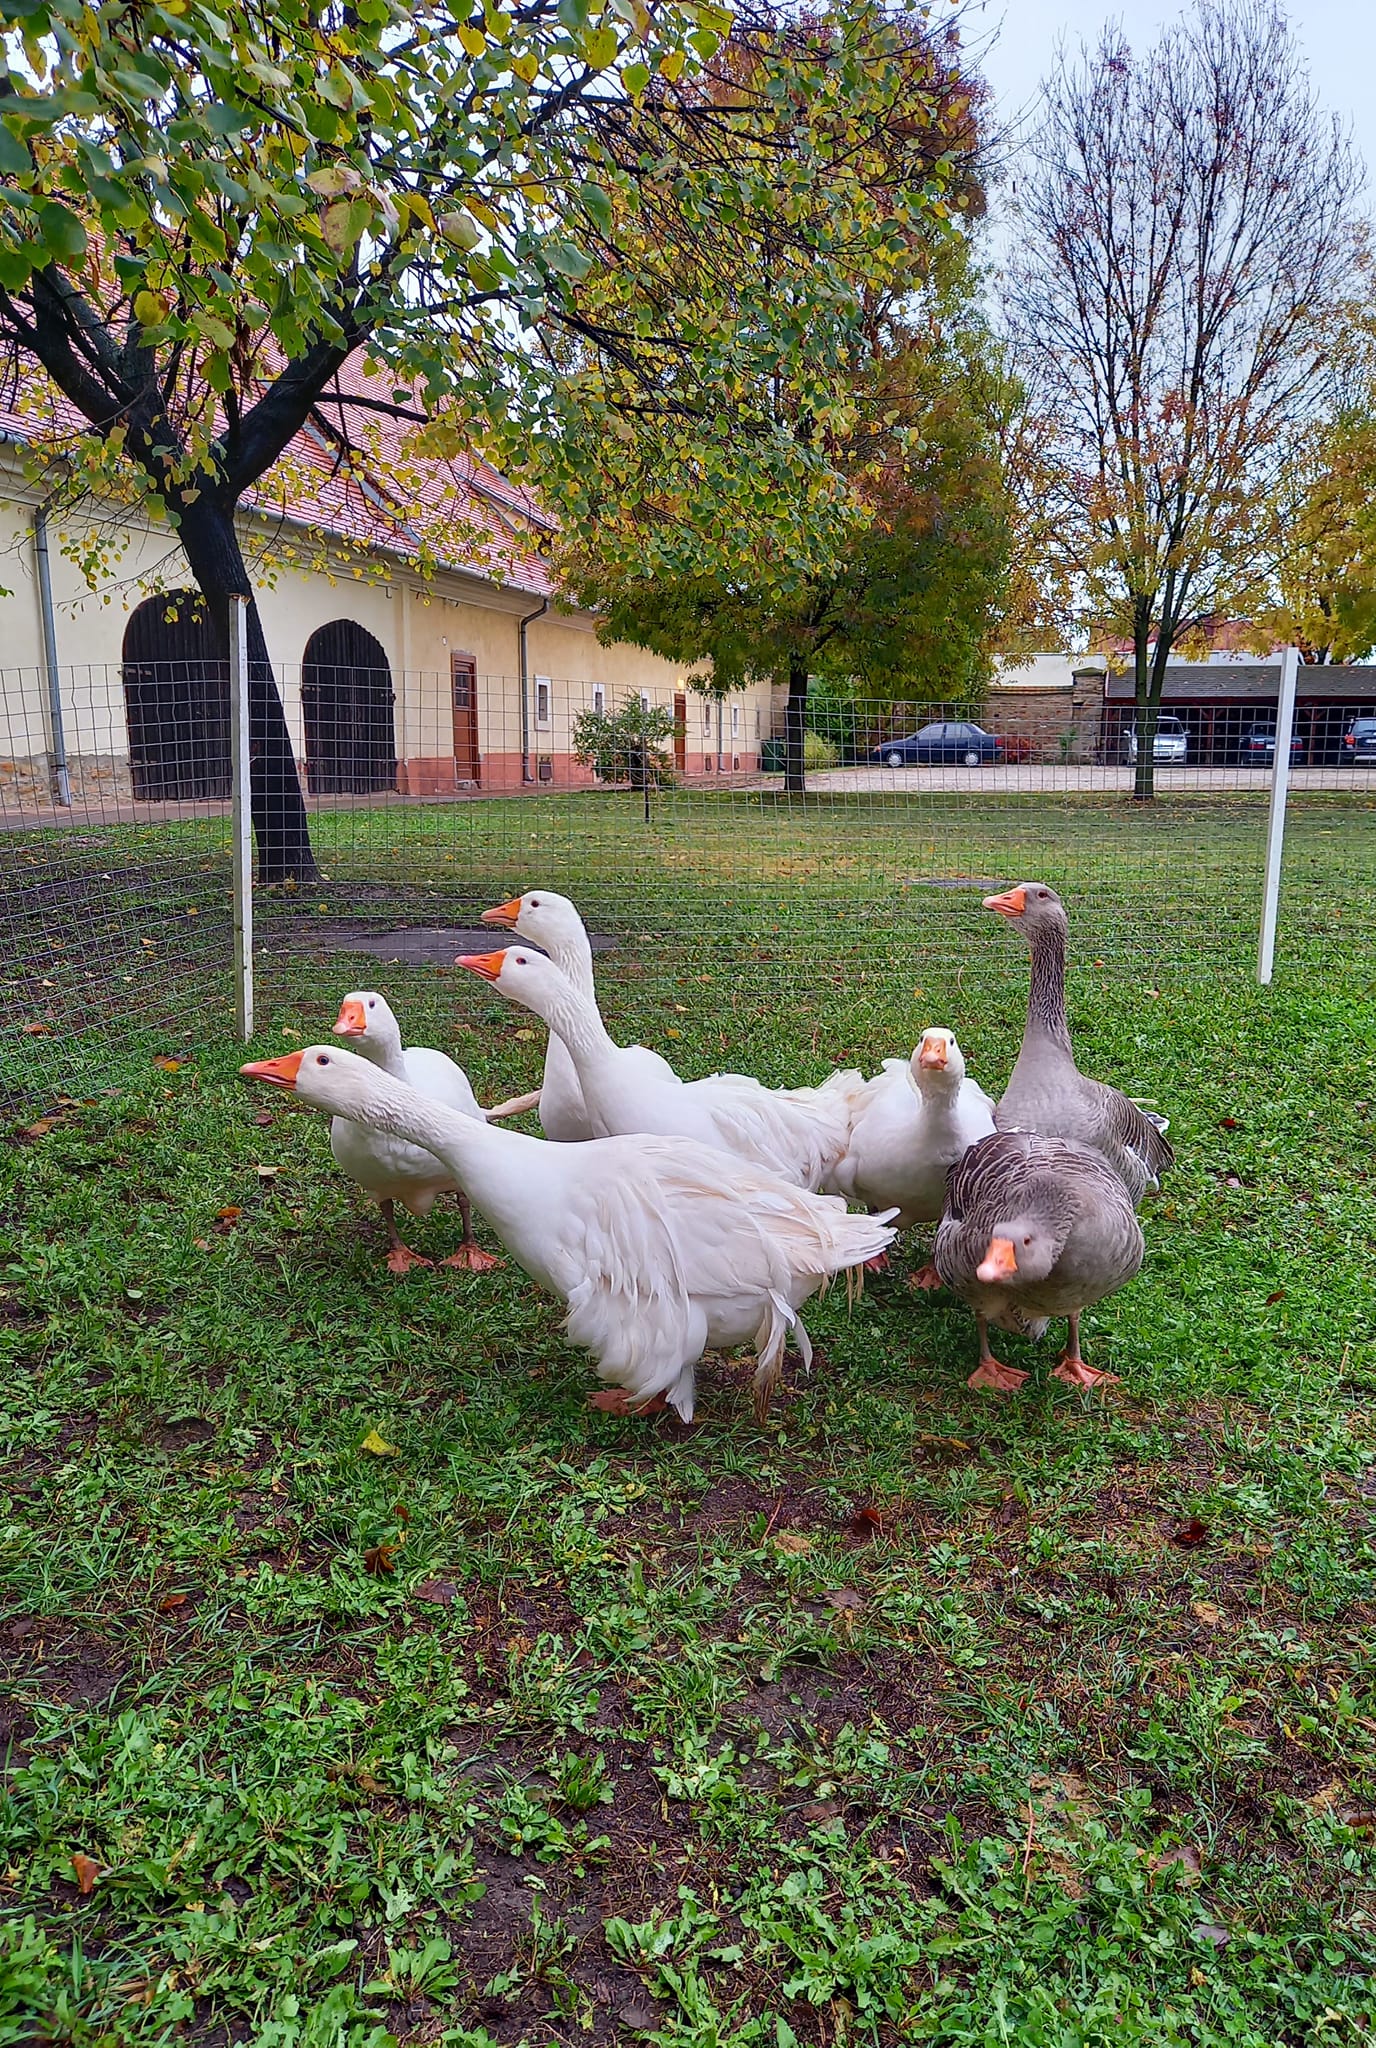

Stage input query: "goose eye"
[
  {"left": 367, "top": 999, "right": 376, "bottom": 1009},
  {"left": 1023, "top": 1235, "right": 1032, "bottom": 1246},
  {"left": 316, "top": 1054, "right": 329, "bottom": 1066},
  {"left": 530, "top": 897, "right": 540, "bottom": 907}
]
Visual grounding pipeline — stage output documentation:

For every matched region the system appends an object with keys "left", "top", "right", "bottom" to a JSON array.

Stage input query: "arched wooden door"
[
  {"left": 301, "top": 621, "right": 397, "bottom": 795},
  {"left": 122, "top": 591, "right": 230, "bottom": 800}
]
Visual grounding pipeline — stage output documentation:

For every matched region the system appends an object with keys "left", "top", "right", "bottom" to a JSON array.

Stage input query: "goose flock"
[{"left": 241, "top": 881, "right": 1171, "bottom": 1420}]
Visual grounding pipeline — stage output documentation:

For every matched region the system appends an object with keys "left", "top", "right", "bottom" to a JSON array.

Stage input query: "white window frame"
[
  {"left": 730, "top": 702, "right": 740, "bottom": 738},
  {"left": 591, "top": 683, "right": 606, "bottom": 716},
  {"left": 703, "top": 701, "right": 713, "bottom": 733},
  {"left": 640, "top": 690, "right": 652, "bottom": 713},
  {"left": 534, "top": 676, "right": 552, "bottom": 728}
]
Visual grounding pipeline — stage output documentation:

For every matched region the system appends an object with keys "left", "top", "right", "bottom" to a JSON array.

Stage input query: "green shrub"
[
  {"left": 571, "top": 700, "right": 677, "bottom": 788},
  {"left": 803, "top": 729, "right": 839, "bottom": 770}
]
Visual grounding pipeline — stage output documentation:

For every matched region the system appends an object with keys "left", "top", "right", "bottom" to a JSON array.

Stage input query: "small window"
[
  {"left": 730, "top": 703, "right": 740, "bottom": 738},
  {"left": 704, "top": 702, "right": 713, "bottom": 733},
  {"left": 755, "top": 707, "right": 761, "bottom": 737},
  {"left": 591, "top": 683, "right": 606, "bottom": 716},
  {"left": 534, "top": 676, "right": 552, "bottom": 728},
  {"left": 640, "top": 690, "right": 651, "bottom": 713}
]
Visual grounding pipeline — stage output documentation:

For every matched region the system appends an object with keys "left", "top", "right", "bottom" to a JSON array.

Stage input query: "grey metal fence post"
[
  {"left": 32, "top": 506, "right": 71, "bottom": 806},
  {"left": 1257, "top": 644, "right": 1299, "bottom": 986},
  {"left": 229, "top": 595, "right": 254, "bottom": 1038}
]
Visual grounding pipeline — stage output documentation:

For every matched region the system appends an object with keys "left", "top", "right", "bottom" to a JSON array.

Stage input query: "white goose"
[
  {"left": 479, "top": 890, "right": 677, "bottom": 1141},
  {"left": 458, "top": 945, "right": 858, "bottom": 1193},
  {"left": 824, "top": 1027, "right": 996, "bottom": 1272},
  {"left": 327, "top": 990, "right": 502, "bottom": 1273},
  {"left": 241, "top": 1045, "right": 895, "bottom": 1421}
]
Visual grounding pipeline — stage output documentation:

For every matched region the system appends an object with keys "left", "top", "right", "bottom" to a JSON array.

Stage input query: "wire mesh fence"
[{"left": 4, "top": 653, "right": 1376, "bottom": 1109}]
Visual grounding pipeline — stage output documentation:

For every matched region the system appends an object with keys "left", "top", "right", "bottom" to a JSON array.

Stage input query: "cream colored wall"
[
  {"left": 0, "top": 498, "right": 52, "bottom": 763},
  {"left": 0, "top": 469, "right": 757, "bottom": 782}
]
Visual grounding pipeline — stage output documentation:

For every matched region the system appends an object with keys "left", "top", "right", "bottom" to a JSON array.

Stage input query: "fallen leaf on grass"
[
  {"left": 152, "top": 1056, "right": 184, "bottom": 1072},
  {"left": 251, "top": 1111, "right": 275, "bottom": 1128},
  {"left": 213, "top": 1207, "right": 243, "bottom": 1233},
  {"left": 845, "top": 1505, "right": 885, "bottom": 1543},
  {"left": 1218, "top": 1116, "right": 1240, "bottom": 1130},
  {"left": 157, "top": 1593, "right": 188, "bottom": 1614},
  {"left": 1171, "top": 1517, "right": 1209, "bottom": 1549},
  {"left": 1264, "top": 1289, "right": 1286, "bottom": 1306},
  {"left": 359, "top": 1428, "right": 398, "bottom": 1457},
  {"left": 17, "top": 1118, "right": 58, "bottom": 1139},
  {"left": 773, "top": 1531, "right": 812, "bottom": 1555},
  {"left": 412, "top": 1578, "right": 456, "bottom": 1606},
  {"left": 1342, "top": 1810, "right": 1376, "bottom": 1833},
  {"left": 1150, "top": 1843, "right": 1202, "bottom": 1883},
  {"left": 21, "top": 1022, "right": 50, "bottom": 1036},
  {"left": 71, "top": 1852, "right": 100, "bottom": 1894},
  {"left": 513, "top": 1028, "right": 536, "bottom": 1042},
  {"left": 617, "top": 2001, "right": 659, "bottom": 2031},
  {"left": 1192, "top": 1600, "right": 1223, "bottom": 1624},
  {"left": 1192, "top": 1920, "right": 1231, "bottom": 1948},
  {"left": 363, "top": 1543, "right": 397, "bottom": 1576},
  {"left": 254, "top": 1165, "right": 281, "bottom": 1180}
]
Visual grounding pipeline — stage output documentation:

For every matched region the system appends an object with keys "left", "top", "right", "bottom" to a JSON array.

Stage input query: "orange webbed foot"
[
  {"left": 440, "top": 1245, "right": 505, "bottom": 1272},
  {"left": 385, "top": 1244, "right": 433, "bottom": 1276},
  {"left": 967, "top": 1357, "right": 1028, "bottom": 1394},
  {"left": 1051, "top": 1355, "right": 1119, "bottom": 1390}
]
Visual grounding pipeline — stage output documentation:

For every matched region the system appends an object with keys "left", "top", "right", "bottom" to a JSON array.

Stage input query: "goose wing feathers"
[
  {"left": 560, "top": 1139, "right": 894, "bottom": 1414},
  {"left": 996, "top": 1077, "right": 1174, "bottom": 1202},
  {"left": 688, "top": 1068, "right": 861, "bottom": 1190}
]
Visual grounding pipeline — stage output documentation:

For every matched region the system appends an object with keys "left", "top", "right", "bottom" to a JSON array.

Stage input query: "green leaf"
[
  {"left": 438, "top": 209, "right": 481, "bottom": 251},
  {"left": 544, "top": 238, "right": 593, "bottom": 280},
  {"left": 0, "top": 246, "right": 33, "bottom": 290},
  {"left": 38, "top": 200, "right": 87, "bottom": 262},
  {"left": 0, "top": 119, "right": 29, "bottom": 175},
  {"left": 623, "top": 60, "right": 651, "bottom": 96},
  {"left": 584, "top": 25, "right": 618, "bottom": 69},
  {"left": 578, "top": 182, "right": 614, "bottom": 236}
]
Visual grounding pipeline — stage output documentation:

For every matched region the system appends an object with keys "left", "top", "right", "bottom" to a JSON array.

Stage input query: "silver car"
[{"left": 1123, "top": 715, "right": 1189, "bottom": 764}]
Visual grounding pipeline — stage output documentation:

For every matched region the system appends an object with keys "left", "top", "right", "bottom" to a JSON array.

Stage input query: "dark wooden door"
[
  {"left": 451, "top": 655, "right": 480, "bottom": 785},
  {"left": 673, "top": 691, "right": 687, "bottom": 773},
  {"left": 301, "top": 620, "right": 396, "bottom": 794},
  {"left": 122, "top": 591, "right": 230, "bottom": 800}
]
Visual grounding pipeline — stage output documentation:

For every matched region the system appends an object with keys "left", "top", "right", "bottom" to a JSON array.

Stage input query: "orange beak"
[
  {"left": 481, "top": 897, "right": 523, "bottom": 929},
  {"left": 240, "top": 1051, "right": 304, "bottom": 1089},
  {"left": 983, "top": 886, "right": 1027, "bottom": 918},
  {"left": 456, "top": 950, "right": 505, "bottom": 981},
  {"left": 976, "top": 1236, "right": 1019, "bottom": 1284},
  {"left": 917, "top": 1036, "right": 948, "bottom": 1070},
  {"left": 333, "top": 998, "right": 367, "bottom": 1037}
]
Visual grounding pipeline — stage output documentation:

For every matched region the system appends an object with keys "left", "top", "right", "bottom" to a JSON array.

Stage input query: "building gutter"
[
  {"left": 32, "top": 503, "right": 71, "bottom": 806},
  {"left": 517, "top": 594, "right": 549, "bottom": 785}
]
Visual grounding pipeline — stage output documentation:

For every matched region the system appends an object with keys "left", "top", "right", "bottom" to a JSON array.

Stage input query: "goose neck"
[{"left": 1025, "top": 921, "right": 1073, "bottom": 1053}]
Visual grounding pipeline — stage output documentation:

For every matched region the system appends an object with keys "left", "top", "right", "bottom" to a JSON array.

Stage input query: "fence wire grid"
[{"left": 4, "top": 656, "right": 1375, "bottom": 1109}]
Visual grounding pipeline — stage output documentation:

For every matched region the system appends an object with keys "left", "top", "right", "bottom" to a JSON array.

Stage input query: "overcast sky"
[{"left": 963, "top": 0, "right": 1373, "bottom": 201}]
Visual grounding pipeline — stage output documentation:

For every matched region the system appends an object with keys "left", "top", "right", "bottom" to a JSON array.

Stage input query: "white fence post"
[
  {"left": 1257, "top": 643, "right": 1299, "bottom": 986},
  {"left": 229, "top": 595, "right": 254, "bottom": 1039}
]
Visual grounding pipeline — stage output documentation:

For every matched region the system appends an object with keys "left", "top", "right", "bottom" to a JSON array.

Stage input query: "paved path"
[{"left": 803, "top": 763, "right": 1376, "bottom": 796}]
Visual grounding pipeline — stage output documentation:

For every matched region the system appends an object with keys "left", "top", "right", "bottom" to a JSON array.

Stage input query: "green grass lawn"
[{"left": 3, "top": 791, "right": 1376, "bottom": 2045}]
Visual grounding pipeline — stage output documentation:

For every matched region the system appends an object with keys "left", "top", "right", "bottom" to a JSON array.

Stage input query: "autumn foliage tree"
[
  {"left": 1003, "top": 1, "right": 1363, "bottom": 797},
  {"left": 0, "top": 0, "right": 964, "bottom": 876},
  {"left": 549, "top": 31, "right": 1010, "bottom": 792}
]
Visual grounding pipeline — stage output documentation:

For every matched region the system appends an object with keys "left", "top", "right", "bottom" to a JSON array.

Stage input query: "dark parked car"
[
  {"left": 871, "top": 720, "right": 999, "bottom": 768},
  {"left": 1341, "top": 717, "right": 1376, "bottom": 765},
  {"left": 1239, "top": 724, "right": 1305, "bottom": 766}
]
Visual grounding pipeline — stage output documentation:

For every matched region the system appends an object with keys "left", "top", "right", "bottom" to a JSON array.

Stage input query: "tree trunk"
[
  {"left": 1131, "top": 617, "right": 1156, "bottom": 802},
  {"left": 176, "top": 496, "right": 319, "bottom": 884},
  {"left": 783, "top": 652, "right": 809, "bottom": 795}
]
